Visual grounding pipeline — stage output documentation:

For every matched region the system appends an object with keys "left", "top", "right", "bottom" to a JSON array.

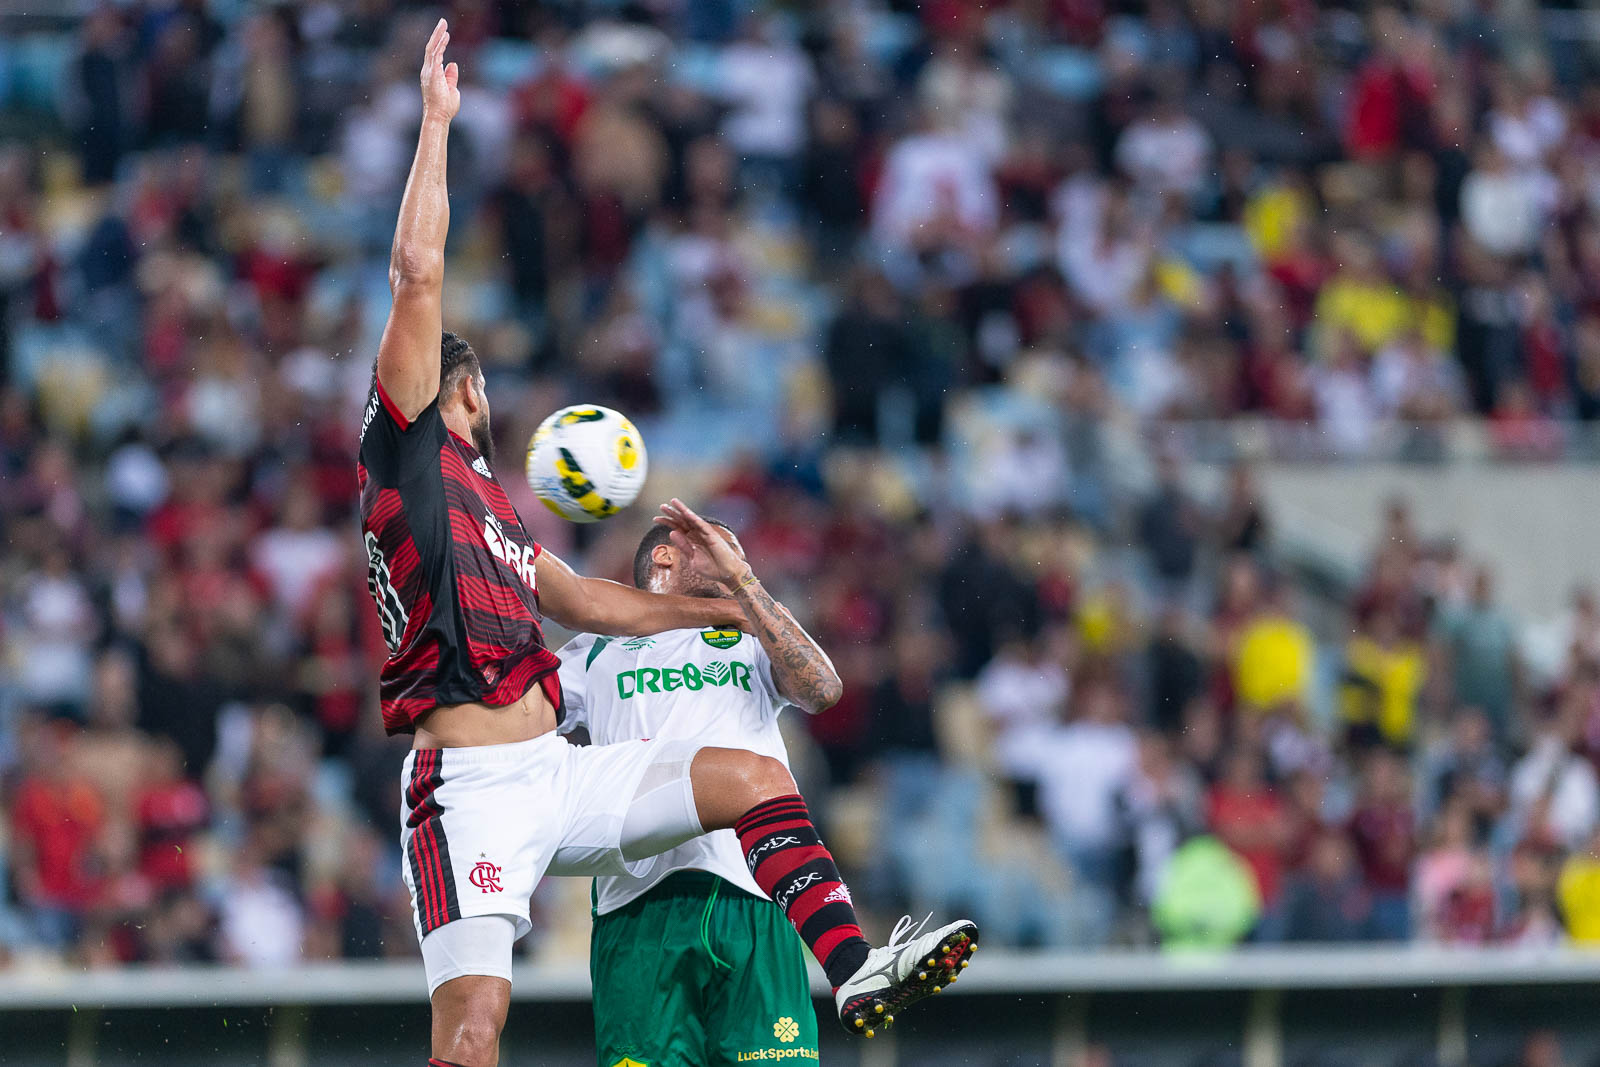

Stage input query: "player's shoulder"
[{"left": 556, "top": 632, "right": 601, "bottom": 663}]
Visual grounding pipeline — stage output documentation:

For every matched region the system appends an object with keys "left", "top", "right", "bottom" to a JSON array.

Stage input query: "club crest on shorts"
[
  {"left": 469, "top": 859, "right": 504, "bottom": 893},
  {"left": 700, "top": 629, "right": 742, "bottom": 649}
]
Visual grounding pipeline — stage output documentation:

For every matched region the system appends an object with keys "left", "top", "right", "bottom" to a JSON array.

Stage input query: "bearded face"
[{"left": 470, "top": 405, "right": 494, "bottom": 463}]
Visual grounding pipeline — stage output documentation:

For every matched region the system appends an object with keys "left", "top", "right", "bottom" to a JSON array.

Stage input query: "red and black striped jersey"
[{"left": 358, "top": 379, "right": 562, "bottom": 735}]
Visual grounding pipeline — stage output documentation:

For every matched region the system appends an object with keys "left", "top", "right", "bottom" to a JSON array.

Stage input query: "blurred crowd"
[{"left": 5, "top": 0, "right": 1600, "bottom": 970}]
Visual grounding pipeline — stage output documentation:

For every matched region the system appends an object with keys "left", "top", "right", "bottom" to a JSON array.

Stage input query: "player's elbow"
[
  {"left": 389, "top": 244, "right": 444, "bottom": 290},
  {"left": 798, "top": 676, "right": 844, "bottom": 715},
  {"left": 552, "top": 579, "right": 624, "bottom": 636}
]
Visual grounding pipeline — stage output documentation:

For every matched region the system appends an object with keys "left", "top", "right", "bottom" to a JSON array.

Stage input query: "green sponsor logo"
[
  {"left": 621, "top": 636, "right": 656, "bottom": 651},
  {"left": 700, "top": 629, "right": 743, "bottom": 649},
  {"left": 615, "top": 661, "right": 753, "bottom": 698}
]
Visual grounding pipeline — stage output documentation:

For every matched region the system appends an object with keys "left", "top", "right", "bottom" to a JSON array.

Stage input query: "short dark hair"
[
  {"left": 633, "top": 516, "right": 733, "bottom": 589},
  {"left": 440, "top": 331, "right": 480, "bottom": 396}
]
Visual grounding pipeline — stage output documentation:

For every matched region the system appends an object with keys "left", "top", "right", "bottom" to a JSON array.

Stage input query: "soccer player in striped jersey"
[
  {"left": 361, "top": 24, "right": 975, "bottom": 1067},
  {"left": 558, "top": 503, "right": 979, "bottom": 1065}
]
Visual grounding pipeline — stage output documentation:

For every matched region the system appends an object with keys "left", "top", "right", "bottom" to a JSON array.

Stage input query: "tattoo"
[{"left": 732, "top": 579, "right": 843, "bottom": 712}]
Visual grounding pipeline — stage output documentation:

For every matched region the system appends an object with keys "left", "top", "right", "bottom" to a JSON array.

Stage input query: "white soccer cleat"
[{"left": 834, "top": 913, "right": 979, "bottom": 1037}]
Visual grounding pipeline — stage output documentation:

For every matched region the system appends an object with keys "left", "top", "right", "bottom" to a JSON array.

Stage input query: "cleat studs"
[
  {"left": 932, "top": 985, "right": 942, "bottom": 993},
  {"left": 865, "top": 1029, "right": 875, "bottom": 1039},
  {"left": 960, "top": 959, "right": 970, "bottom": 968},
  {"left": 854, "top": 1017, "right": 865, "bottom": 1029},
  {"left": 926, "top": 957, "right": 937, "bottom": 967},
  {"left": 886, "top": 1015, "right": 895, "bottom": 1026},
  {"left": 875, "top": 1004, "right": 885, "bottom": 1014},
  {"left": 917, "top": 970, "right": 928, "bottom": 981}
]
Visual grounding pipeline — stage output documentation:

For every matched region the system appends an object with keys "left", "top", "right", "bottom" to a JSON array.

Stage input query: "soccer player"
[
  {"left": 559, "top": 504, "right": 976, "bottom": 1064},
  {"left": 362, "top": 24, "right": 977, "bottom": 1067}
]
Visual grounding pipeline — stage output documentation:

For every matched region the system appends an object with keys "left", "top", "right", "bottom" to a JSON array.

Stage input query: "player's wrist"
[
  {"left": 727, "top": 568, "right": 760, "bottom": 594},
  {"left": 421, "top": 107, "right": 454, "bottom": 128}
]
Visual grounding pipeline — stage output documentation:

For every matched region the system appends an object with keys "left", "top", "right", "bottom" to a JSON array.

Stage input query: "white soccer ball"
[{"left": 524, "top": 405, "right": 648, "bottom": 523}]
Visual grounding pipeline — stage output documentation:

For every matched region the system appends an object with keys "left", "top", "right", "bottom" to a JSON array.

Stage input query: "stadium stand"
[{"left": 2, "top": 0, "right": 1600, "bottom": 986}]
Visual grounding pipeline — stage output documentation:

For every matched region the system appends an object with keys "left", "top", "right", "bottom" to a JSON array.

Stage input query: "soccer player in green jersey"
[{"left": 558, "top": 501, "right": 978, "bottom": 1065}]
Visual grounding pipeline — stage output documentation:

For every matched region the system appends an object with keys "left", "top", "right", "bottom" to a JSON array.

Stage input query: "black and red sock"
[
  {"left": 429, "top": 1059, "right": 466, "bottom": 1066},
  {"left": 735, "top": 794, "right": 871, "bottom": 989}
]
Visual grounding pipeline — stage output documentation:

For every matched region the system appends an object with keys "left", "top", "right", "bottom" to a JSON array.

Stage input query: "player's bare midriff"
[{"left": 412, "top": 684, "right": 558, "bottom": 749}]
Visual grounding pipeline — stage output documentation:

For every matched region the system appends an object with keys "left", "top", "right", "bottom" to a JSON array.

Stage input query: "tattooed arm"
[
  {"left": 653, "top": 498, "right": 843, "bottom": 714},
  {"left": 729, "top": 571, "right": 844, "bottom": 714}
]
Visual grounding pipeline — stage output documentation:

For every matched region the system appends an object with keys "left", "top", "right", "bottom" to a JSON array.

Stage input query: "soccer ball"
[{"left": 524, "top": 405, "right": 648, "bottom": 523}]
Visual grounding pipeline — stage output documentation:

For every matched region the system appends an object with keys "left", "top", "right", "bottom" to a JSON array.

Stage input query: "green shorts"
[{"left": 590, "top": 871, "right": 820, "bottom": 1067}]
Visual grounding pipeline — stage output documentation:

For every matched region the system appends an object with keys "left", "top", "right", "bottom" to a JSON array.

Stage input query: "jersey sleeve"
[
  {"left": 750, "top": 640, "right": 794, "bottom": 715},
  {"left": 358, "top": 376, "right": 447, "bottom": 485},
  {"left": 554, "top": 634, "right": 595, "bottom": 735}
]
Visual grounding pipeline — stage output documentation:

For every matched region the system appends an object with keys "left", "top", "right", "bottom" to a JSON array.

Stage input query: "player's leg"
[
  {"left": 680, "top": 749, "right": 874, "bottom": 987},
  {"left": 558, "top": 740, "right": 977, "bottom": 1037},
  {"left": 589, "top": 876, "right": 713, "bottom": 1067},
  {"left": 401, "top": 741, "right": 561, "bottom": 1066},
  {"left": 704, "top": 882, "right": 819, "bottom": 1065},
  {"left": 686, "top": 748, "right": 978, "bottom": 1037},
  {"left": 429, "top": 970, "right": 510, "bottom": 1067},
  {"left": 586, "top": 742, "right": 874, "bottom": 992}
]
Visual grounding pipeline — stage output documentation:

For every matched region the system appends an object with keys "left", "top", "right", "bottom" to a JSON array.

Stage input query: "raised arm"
[
  {"left": 375, "top": 19, "right": 460, "bottom": 422},
  {"left": 655, "top": 499, "right": 843, "bottom": 714},
  {"left": 534, "top": 548, "right": 738, "bottom": 637}
]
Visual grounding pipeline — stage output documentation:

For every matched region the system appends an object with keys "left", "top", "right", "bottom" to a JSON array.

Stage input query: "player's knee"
[
  {"left": 737, "top": 752, "right": 796, "bottom": 803},
  {"left": 690, "top": 748, "right": 799, "bottom": 829},
  {"left": 443, "top": 1012, "right": 502, "bottom": 1067}
]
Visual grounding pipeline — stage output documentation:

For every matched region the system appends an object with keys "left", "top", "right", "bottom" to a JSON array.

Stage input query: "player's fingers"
[
  {"left": 444, "top": 61, "right": 459, "bottom": 88},
  {"left": 669, "top": 497, "right": 706, "bottom": 525},
  {"left": 668, "top": 498, "right": 716, "bottom": 536},
  {"left": 424, "top": 18, "right": 446, "bottom": 63}
]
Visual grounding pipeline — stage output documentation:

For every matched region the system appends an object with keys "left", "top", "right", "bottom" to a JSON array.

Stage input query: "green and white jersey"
[{"left": 556, "top": 627, "right": 793, "bottom": 915}]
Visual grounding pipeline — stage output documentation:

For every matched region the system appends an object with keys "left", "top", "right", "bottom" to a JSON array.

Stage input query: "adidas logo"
[
  {"left": 824, "top": 883, "right": 853, "bottom": 906},
  {"left": 472, "top": 456, "right": 493, "bottom": 478}
]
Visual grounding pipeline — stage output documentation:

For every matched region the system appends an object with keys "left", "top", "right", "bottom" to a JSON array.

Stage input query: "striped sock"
[
  {"left": 429, "top": 1060, "right": 466, "bottom": 1066},
  {"left": 735, "top": 794, "right": 871, "bottom": 989}
]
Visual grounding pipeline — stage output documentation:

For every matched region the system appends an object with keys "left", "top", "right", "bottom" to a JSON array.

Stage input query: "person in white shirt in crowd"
[
  {"left": 1115, "top": 81, "right": 1213, "bottom": 200},
  {"left": 1034, "top": 673, "right": 1139, "bottom": 941},
  {"left": 872, "top": 108, "right": 1000, "bottom": 250},
  {"left": 976, "top": 630, "right": 1071, "bottom": 816},
  {"left": 1509, "top": 707, "right": 1599, "bottom": 852},
  {"left": 718, "top": 15, "right": 814, "bottom": 192}
]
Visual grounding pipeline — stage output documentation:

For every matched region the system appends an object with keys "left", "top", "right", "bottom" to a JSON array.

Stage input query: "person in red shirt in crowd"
[
  {"left": 1345, "top": 8, "right": 1438, "bottom": 160},
  {"left": 1207, "top": 748, "right": 1289, "bottom": 906},
  {"left": 9, "top": 718, "right": 106, "bottom": 947},
  {"left": 134, "top": 738, "right": 208, "bottom": 892},
  {"left": 1348, "top": 748, "right": 1418, "bottom": 939}
]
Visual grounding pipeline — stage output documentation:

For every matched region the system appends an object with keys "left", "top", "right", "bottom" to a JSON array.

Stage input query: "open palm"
[{"left": 655, "top": 498, "right": 748, "bottom": 587}]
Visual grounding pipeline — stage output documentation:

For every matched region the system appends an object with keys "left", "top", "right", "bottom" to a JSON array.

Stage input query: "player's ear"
[
  {"left": 651, "top": 543, "right": 675, "bottom": 570},
  {"left": 459, "top": 374, "right": 484, "bottom": 414}
]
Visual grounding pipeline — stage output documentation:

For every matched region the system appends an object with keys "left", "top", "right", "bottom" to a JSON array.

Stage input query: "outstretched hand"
[
  {"left": 654, "top": 498, "right": 750, "bottom": 590},
  {"left": 420, "top": 18, "right": 460, "bottom": 121}
]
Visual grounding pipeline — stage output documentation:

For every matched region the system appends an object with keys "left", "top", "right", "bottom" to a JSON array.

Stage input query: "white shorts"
[{"left": 400, "top": 732, "right": 704, "bottom": 994}]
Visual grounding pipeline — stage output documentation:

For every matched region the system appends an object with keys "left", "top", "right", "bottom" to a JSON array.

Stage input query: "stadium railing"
[{"left": 8, "top": 945, "right": 1600, "bottom": 1066}]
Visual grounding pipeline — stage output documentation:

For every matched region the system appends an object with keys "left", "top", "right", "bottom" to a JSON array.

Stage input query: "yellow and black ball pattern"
[{"left": 524, "top": 405, "right": 648, "bottom": 523}]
